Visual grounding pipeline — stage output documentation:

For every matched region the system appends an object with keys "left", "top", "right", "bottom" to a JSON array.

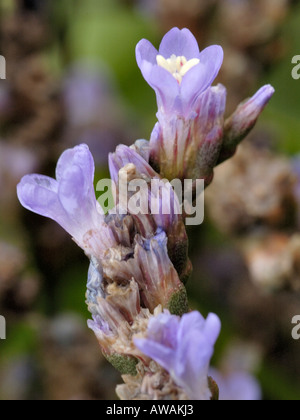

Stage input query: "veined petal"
[{"left": 159, "top": 28, "right": 200, "bottom": 60}]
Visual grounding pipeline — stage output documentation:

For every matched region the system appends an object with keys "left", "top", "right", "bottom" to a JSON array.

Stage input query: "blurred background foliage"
[{"left": 1, "top": 0, "right": 300, "bottom": 400}]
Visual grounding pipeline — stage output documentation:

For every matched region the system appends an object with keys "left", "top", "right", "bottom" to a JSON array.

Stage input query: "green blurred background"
[{"left": 1, "top": 0, "right": 300, "bottom": 400}]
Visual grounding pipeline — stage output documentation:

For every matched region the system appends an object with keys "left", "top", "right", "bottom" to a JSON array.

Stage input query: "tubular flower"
[
  {"left": 17, "top": 144, "right": 117, "bottom": 258},
  {"left": 136, "top": 27, "right": 223, "bottom": 118},
  {"left": 136, "top": 27, "right": 274, "bottom": 185},
  {"left": 134, "top": 310, "right": 221, "bottom": 400}
]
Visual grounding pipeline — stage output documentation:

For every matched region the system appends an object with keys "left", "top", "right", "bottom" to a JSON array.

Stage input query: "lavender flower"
[
  {"left": 17, "top": 144, "right": 116, "bottom": 257},
  {"left": 134, "top": 310, "right": 221, "bottom": 400},
  {"left": 136, "top": 27, "right": 223, "bottom": 117},
  {"left": 136, "top": 28, "right": 274, "bottom": 184},
  {"left": 136, "top": 28, "right": 225, "bottom": 182}
]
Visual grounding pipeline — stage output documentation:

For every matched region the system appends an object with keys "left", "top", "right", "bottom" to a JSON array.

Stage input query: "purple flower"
[
  {"left": 136, "top": 27, "right": 223, "bottom": 117},
  {"left": 134, "top": 310, "right": 221, "bottom": 400},
  {"left": 17, "top": 144, "right": 116, "bottom": 257},
  {"left": 136, "top": 28, "right": 274, "bottom": 184}
]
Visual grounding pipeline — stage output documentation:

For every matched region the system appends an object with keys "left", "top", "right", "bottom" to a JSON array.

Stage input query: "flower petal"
[
  {"left": 199, "top": 45, "right": 224, "bottom": 80},
  {"left": 136, "top": 39, "right": 158, "bottom": 73},
  {"left": 56, "top": 144, "right": 94, "bottom": 188},
  {"left": 147, "top": 64, "right": 180, "bottom": 113},
  {"left": 134, "top": 337, "right": 175, "bottom": 370},
  {"left": 180, "top": 46, "right": 223, "bottom": 113},
  {"left": 17, "top": 174, "right": 72, "bottom": 233},
  {"left": 58, "top": 163, "right": 98, "bottom": 232},
  {"left": 159, "top": 28, "right": 200, "bottom": 60}
]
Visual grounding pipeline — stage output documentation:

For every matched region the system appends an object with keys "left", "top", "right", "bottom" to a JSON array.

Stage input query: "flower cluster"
[{"left": 17, "top": 27, "right": 274, "bottom": 400}]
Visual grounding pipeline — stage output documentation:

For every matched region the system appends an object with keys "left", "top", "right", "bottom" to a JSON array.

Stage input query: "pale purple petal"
[
  {"left": 147, "top": 311, "right": 180, "bottom": 348},
  {"left": 58, "top": 163, "right": 98, "bottom": 233},
  {"left": 134, "top": 338, "right": 175, "bottom": 371},
  {"left": 181, "top": 46, "right": 223, "bottom": 113},
  {"left": 136, "top": 38, "right": 180, "bottom": 111},
  {"left": 175, "top": 312, "right": 219, "bottom": 399},
  {"left": 56, "top": 144, "right": 94, "bottom": 187},
  {"left": 135, "top": 311, "right": 179, "bottom": 371},
  {"left": 17, "top": 144, "right": 103, "bottom": 253},
  {"left": 159, "top": 28, "right": 200, "bottom": 60},
  {"left": 203, "top": 313, "right": 222, "bottom": 346},
  {"left": 147, "top": 65, "right": 180, "bottom": 113},
  {"left": 136, "top": 39, "right": 158, "bottom": 73},
  {"left": 198, "top": 45, "right": 224, "bottom": 81},
  {"left": 17, "top": 174, "right": 72, "bottom": 233}
]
